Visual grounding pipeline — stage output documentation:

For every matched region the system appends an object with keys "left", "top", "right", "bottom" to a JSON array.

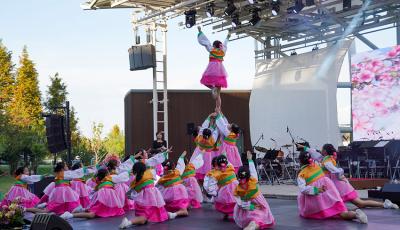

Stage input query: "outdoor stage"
[{"left": 26, "top": 198, "right": 400, "bottom": 230}]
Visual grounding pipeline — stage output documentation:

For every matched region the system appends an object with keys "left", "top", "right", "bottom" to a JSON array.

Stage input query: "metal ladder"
[{"left": 150, "top": 22, "right": 168, "bottom": 144}]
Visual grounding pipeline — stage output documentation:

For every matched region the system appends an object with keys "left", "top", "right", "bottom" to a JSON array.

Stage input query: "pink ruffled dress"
[
  {"left": 71, "top": 179, "right": 91, "bottom": 209},
  {"left": 297, "top": 164, "right": 347, "bottom": 219},
  {"left": 128, "top": 169, "right": 168, "bottom": 222},
  {"left": 180, "top": 155, "right": 204, "bottom": 208},
  {"left": 46, "top": 178, "right": 80, "bottom": 215},
  {"left": 157, "top": 169, "right": 190, "bottom": 212},
  {"left": 88, "top": 176, "right": 125, "bottom": 217},
  {"left": 197, "top": 31, "right": 228, "bottom": 88},
  {"left": 1, "top": 175, "right": 42, "bottom": 208},
  {"left": 213, "top": 165, "right": 238, "bottom": 215}
]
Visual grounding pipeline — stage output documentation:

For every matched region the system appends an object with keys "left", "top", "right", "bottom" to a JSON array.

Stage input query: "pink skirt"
[
  {"left": 234, "top": 194, "right": 275, "bottom": 229},
  {"left": 89, "top": 187, "right": 125, "bottom": 217},
  {"left": 71, "top": 181, "right": 91, "bottom": 208},
  {"left": 191, "top": 147, "right": 212, "bottom": 180},
  {"left": 135, "top": 203, "right": 168, "bottom": 223},
  {"left": 298, "top": 177, "right": 347, "bottom": 219},
  {"left": 1, "top": 186, "right": 40, "bottom": 208},
  {"left": 183, "top": 177, "right": 203, "bottom": 209},
  {"left": 47, "top": 186, "right": 80, "bottom": 215},
  {"left": 201, "top": 61, "right": 228, "bottom": 88},
  {"left": 86, "top": 178, "right": 97, "bottom": 190},
  {"left": 131, "top": 186, "right": 168, "bottom": 222},
  {"left": 215, "top": 181, "right": 239, "bottom": 215},
  {"left": 221, "top": 143, "right": 242, "bottom": 169},
  {"left": 327, "top": 174, "right": 359, "bottom": 202},
  {"left": 159, "top": 184, "right": 189, "bottom": 212},
  {"left": 114, "top": 183, "right": 135, "bottom": 211}
]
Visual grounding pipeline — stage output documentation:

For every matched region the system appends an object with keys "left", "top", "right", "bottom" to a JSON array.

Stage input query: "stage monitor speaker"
[
  {"left": 32, "top": 176, "right": 55, "bottom": 197},
  {"left": 31, "top": 214, "right": 73, "bottom": 230},
  {"left": 45, "top": 115, "right": 67, "bottom": 154},
  {"left": 186, "top": 122, "right": 195, "bottom": 135},
  {"left": 382, "top": 183, "right": 400, "bottom": 193},
  {"left": 128, "top": 44, "right": 156, "bottom": 71}
]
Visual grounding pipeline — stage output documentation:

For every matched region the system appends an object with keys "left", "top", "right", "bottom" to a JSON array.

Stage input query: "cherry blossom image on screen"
[{"left": 351, "top": 45, "right": 400, "bottom": 141}]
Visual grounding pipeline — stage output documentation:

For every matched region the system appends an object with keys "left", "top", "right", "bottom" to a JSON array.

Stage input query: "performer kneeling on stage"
[
  {"left": 181, "top": 152, "right": 204, "bottom": 208},
  {"left": 299, "top": 143, "right": 398, "bottom": 210},
  {"left": 297, "top": 151, "right": 368, "bottom": 223},
  {"left": 233, "top": 151, "right": 275, "bottom": 230}
]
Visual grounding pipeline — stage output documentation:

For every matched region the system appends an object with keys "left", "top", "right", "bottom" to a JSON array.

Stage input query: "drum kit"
[{"left": 254, "top": 143, "right": 300, "bottom": 185}]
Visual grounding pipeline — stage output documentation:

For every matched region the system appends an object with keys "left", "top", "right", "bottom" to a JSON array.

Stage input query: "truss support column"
[
  {"left": 162, "top": 25, "right": 168, "bottom": 145},
  {"left": 355, "top": 33, "right": 378, "bottom": 50},
  {"left": 265, "top": 37, "right": 271, "bottom": 59},
  {"left": 397, "top": 20, "right": 400, "bottom": 45},
  {"left": 151, "top": 28, "right": 158, "bottom": 140},
  {"left": 348, "top": 41, "right": 356, "bottom": 141}
]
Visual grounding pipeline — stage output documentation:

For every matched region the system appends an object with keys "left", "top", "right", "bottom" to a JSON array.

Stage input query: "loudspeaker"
[
  {"left": 32, "top": 176, "right": 55, "bottom": 197},
  {"left": 382, "top": 183, "right": 400, "bottom": 193},
  {"left": 186, "top": 122, "right": 195, "bottom": 135},
  {"left": 128, "top": 44, "right": 156, "bottom": 71},
  {"left": 45, "top": 115, "right": 67, "bottom": 153},
  {"left": 31, "top": 214, "right": 73, "bottom": 230}
]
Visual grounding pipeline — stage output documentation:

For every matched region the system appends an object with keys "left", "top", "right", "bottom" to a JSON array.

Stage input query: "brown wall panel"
[{"left": 125, "top": 90, "right": 251, "bottom": 160}]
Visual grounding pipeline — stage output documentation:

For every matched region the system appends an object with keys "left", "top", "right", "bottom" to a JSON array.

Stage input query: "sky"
[{"left": 0, "top": 0, "right": 397, "bottom": 137}]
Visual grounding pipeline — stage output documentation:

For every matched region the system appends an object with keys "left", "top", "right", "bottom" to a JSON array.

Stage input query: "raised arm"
[
  {"left": 222, "top": 33, "right": 230, "bottom": 53},
  {"left": 117, "top": 155, "right": 136, "bottom": 174},
  {"left": 146, "top": 149, "right": 170, "bottom": 167},
  {"left": 247, "top": 151, "right": 258, "bottom": 180},
  {"left": 215, "top": 113, "right": 230, "bottom": 137},
  {"left": 111, "top": 171, "right": 130, "bottom": 184},
  {"left": 197, "top": 27, "right": 212, "bottom": 52},
  {"left": 64, "top": 169, "right": 85, "bottom": 180},
  {"left": 20, "top": 175, "right": 44, "bottom": 184},
  {"left": 191, "top": 153, "right": 204, "bottom": 170},
  {"left": 176, "top": 151, "right": 187, "bottom": 175}
]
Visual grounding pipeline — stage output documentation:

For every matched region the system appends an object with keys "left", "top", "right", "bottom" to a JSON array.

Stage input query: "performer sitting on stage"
[
  {"left": 190, "top": 113, "right": 219, "bottom": 182},
  {"left": 215, "top": 110, "right": 242, "bottom": 172},
  {"left": 180, "top": 152, "right": 204, "bottom": 208},
  {"left": 70, "top": 162, "right": 95, "bottom": 209},
  {"left": 233, "top": 151, "right": 275, "bottom": 229},
  {"left": 197, "top": 26, "right": 230, "bottom": 110},
  {"left": 299, "top": 143, "right": 399, "bottom": 210},
  {"left": 26, "top": 162, "right": 83, "bottom": 215},
  {"left": 1, "top": 166, "right": 43, "bottom": 208},
  {"left": 203, "top": 155, "right": 220, "bottom": 203},
  {"left": 60, "top": 167, "right": 129, "bottom": 219},
  {"left": 157, "top": 153, "right": 190, "bottom": 219},
  {"left": 297, "top": 151, "right": 368, "bottom": 223},
  {"left": 119, "top": 149, "right": 171, "bottom": 229},
  {"left": 204, "top": 154, "right": 238, "bottom": 220}
]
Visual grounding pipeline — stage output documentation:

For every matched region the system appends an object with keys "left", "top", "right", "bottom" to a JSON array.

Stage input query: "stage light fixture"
[
  {"left": 231, "top": 13, "right": 241, "bottom": 27},
  {"left": 271, "top": 1, "right": 280, "bottom": 16},
  {"left": 184, "top": 10, "right": 196, "bottom": 28},
  {"left": 249, "top": 11, "right": 261, "bottom": 26},
  {"left": 248, "top": 0, "right": 255, "bottom": 4},
  {"left": 287, "top": 0, "right": 304, "bottom": 14},
  {"left": 224, "top": 0, "right": 237, "bottom": 16},
  {"left": 343, "top": 0, "right": 351, "bottom": 11},
  {"left": 205, "top": 3, "right": 215, "bottom": 17},
  {"left": 291, "top": 50, "right": 297, "bottom": 56}
]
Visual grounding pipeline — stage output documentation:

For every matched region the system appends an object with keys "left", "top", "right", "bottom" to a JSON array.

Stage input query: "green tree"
[
  {"left": 9, "top": 46, "right": 42, "bottom": 127},
  {"left": 103, "top": 125, "right": 125, "bottom": 157},
  {"left": 89, "top": 122, "right": 105, "bottom": 164},
  {"left": 0, "top": 40, "right": 15, "bottom": 114},
  {"left": 44, "top": 73, "right": 67, "bottom": 113}
]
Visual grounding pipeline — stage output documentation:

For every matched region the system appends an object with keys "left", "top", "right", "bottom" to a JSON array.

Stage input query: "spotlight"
[
  {"left": 231, "top": 13, "right": 241, "bottom": 27},
  {"left": 224, "top": 0, "right": 237, "bottom": 16},
  {"left": 205, "top": 3, "right": 215, "bottom": 17},
  {"left": 291, "top": 50, "right": 297, "bottom": 56},
  {"left": 248, "top": 0, "right": 255, "bottom": 4},
  {"left": 287, "top": 0, "right": 304, "bottom": 14},
  {"left": 271, "top": 1, "right": 280, "bottom": 16},
  {"left": 184, "top": 9, "right": 196, "bottom": 28},
  {"left": 249, "top": 11, "right": 261, "bottom": 26},
  {"left": 343, "top": 0, "right": 351, "bottom": 11}
]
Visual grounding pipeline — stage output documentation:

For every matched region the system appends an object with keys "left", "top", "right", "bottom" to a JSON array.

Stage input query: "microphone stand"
[{"left": 253, "top": 134, "right": 263, "bottom": 158}]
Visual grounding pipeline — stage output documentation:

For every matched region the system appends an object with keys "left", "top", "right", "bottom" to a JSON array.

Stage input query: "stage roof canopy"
[{"left": 81, "top": 0, "right": 400, "bottom": 51}]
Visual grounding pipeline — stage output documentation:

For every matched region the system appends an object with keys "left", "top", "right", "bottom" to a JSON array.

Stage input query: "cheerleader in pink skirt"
[
  {"left": 297, "top": 151, "right": 368, "bottom": 223},
  {"left": 26, "top": 162, "right": 83, "bottom": 215},
  {"left": 190, "top": 113, "right": 219, "bottom": 182},
  {"left": 300, "top": 143, "right": 398, "bottom": 209},
  {"left": 179, "top": 152, "right": 204, "bottom": 209},
  {"left": 1, "top": 166, "right": 43, "bottom": 208},
  {"left": 215, "top": 111, "right": 242, "bottom": 172},
  {"left": 70, "top": 162, "right": 95, "bottom": 209},
  {"left": 157, "top": 155, "right": 190, "bottom": 219},
  {"left": 60, "top": 167, "right": 127, "bottom": 220},
  {"left": 197, "top": 26, "right": 230, "bottom": 110},
  {"left": 204, "top": 154, "right": 238, "bottom": 220},
  {"left": 119, "top": 150, "right": 171, "bottom": 229},
  {"left": 233, "top": 151, "right": 275, "bottom": 229}
]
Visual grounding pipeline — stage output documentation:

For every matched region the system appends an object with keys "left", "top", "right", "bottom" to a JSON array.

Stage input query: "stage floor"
[{"left": 27, "top": 198, "right": 400, "bottom": 230}]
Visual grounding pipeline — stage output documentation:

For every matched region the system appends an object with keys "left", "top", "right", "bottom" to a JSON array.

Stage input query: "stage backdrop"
[
  {"left": 250, "top": 40, "right": 352, "bottom": 154},
  {"left": 351, "top": 45, "right": 400, "bottom": 141}
]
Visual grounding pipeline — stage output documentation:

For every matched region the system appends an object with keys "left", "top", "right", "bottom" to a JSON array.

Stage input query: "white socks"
[
  {"left": 168, "top": 212, "right": 177, "bottom": 220},
  {"left": 383, "top": 199, "right": 399, "bottom": 209},
  {"left": 244, "top": 221, "right": 258, "bottom": 230},
  {"left": 355, "top": 209, "right": 368, "bottom": 224},
  {"left": 119, "top": 217, "right": 132, "bottom": 229},
  {"left": 72, "top": 205, "right": 85, "bottom": 213},
  {"left": 36, "top": 202, "right": 47, "bottom": 209},
  {"left": 60, "top": 211, "right": 73, "bottom": 220}
]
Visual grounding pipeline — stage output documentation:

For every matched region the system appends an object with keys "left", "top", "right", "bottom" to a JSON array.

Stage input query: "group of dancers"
[{"left": 1, "top": 27, "right": 399, "bottom": 229}]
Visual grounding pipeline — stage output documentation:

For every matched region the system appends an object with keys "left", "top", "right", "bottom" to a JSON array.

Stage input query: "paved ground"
[{"left": 26, "top": 198, "right": 400, "bottom": 230}]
